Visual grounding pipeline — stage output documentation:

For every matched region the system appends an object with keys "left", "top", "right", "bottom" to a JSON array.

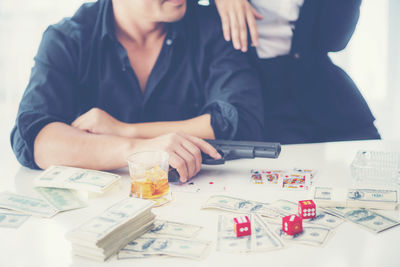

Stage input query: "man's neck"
[{"left": 112, "top": 1, "right": 167, "bottom": 47}]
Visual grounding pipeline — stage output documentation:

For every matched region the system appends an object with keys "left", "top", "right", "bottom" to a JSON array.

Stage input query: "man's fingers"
[
  {"left": 181, "top": 139, "right": 202, "bottom": 174},
  {"left": 182, "top": 134, "right": 221, "bottom": 159},
  {"left": 174, "top": 145, "right": 197, "bottom": 180},
  {"left": 169, "top": 152, "right": 189, "bottom": 183},
  {"left": 246, "top": 8, "right": 259, "bottom": 47}
]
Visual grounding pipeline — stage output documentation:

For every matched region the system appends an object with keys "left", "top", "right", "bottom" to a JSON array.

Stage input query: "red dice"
[
  {"left": 234, "top": 216, "right": 251, "bottom": 237},
  {"left": 298, "top": 200, "right": 316, "bottom": 219},
  {"left": 282, "top": 214, "right": 303, "bottom": 235}
]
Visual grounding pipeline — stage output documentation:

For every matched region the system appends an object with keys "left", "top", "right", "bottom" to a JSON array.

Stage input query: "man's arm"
[
  {"left": 70, "top": 108, "right": 215, "bottom": 139},
  {"left": 34, "top": 122, "right": 220, "bottom": 182}
]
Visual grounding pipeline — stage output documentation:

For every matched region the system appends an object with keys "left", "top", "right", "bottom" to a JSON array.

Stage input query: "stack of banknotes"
[
  {"left": 312, "top": 187, "right": 399, "bottom": 209},
  {"left": 35, "top": 165, "right": 121, "bottom": 193},
  {"left": 66, "top": 198, "right": 155, "bottom": 261}
]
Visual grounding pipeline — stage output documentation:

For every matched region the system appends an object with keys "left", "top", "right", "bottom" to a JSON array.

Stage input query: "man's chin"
[{"left": 161, "top": 0, "right": 186, "bottom": 22}]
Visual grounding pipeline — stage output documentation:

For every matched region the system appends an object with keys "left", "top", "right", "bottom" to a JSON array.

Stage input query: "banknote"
[
  {"left": 0, "top": 191, "right": 59, "bottom": 218},
  {"left": 264, "top": 219, "right": 334, "bottom": 247},
  {"left": 268, "top": 199, "right": 344, "bottom": 229},
  {"left": 217, "top": 214, "right": 284, "bottom": 253},
  {"left": 122, "top": 236, "right": 211, "bottom": 260},
  {"left": 35, "top": 187, "right": 87, "bottom": 212},
  {"left": 67, "top": 197, "right": 154, "bottom": 243},
  {"left": 202, "top": 195, "right": 281, "bottom": 217},
  {"left": 323, "top": 207, "right": 400, "bottom": 233},
  {"left": 117, "top": 250, "right": 168, "bottom": 259},
  {"left": 0, "top": 208, "right": 30, "bottom": 228},
  {"left": 35, "top": 165, "right": 120, "bottom": 193},
  {"left": 314, "top": 187, "right": 399, "bottom": 209},
  {"left": 147, "top": 220, "right": 202, "bottom": 239}
]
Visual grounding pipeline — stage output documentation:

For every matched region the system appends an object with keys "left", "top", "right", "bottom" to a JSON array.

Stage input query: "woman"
[{"left": 213, "top": 0, "right": 380, "bottom": 143}]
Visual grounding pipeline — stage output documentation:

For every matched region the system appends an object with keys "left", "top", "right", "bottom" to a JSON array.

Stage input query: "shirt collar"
[{"left": 101, "top": 0, "right": 116, "bottom": 41}]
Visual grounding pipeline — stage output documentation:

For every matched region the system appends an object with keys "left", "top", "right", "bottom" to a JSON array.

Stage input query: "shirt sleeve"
[
  {"left": 10, "top": 25, "right": 79, "bottom": 169},
  {"left": 199, "top": 8, "right": 264, "bottom": 141}
]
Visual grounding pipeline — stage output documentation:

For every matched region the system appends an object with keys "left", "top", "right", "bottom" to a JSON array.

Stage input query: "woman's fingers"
[{"left": 247, "top": 6, "right": 259, "bottom": 47}]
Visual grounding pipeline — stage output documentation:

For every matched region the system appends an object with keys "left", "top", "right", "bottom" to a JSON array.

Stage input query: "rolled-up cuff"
[{"left": 201, "top": 100, "right": 238, "bottom": 140}]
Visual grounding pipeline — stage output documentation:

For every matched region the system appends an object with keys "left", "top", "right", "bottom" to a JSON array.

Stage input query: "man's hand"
[
  {"left": 134, "top": 133, "right": 221, "bottom": 183},
  {"left": 214, "top": 0, "right": 263, "bottom": 53},
  {"left": 72, "top": 108, "right": 129, "bottom": 136}
]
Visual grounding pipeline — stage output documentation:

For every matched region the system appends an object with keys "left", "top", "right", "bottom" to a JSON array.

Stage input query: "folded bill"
[
  {"left": 263, "top": 219, "right": 334, "bottom": 247},
  {"left": 0, "top": 208, "right": 30, "bottom": 228},
  {"left": 313, "top": 187, "right": 399, "bottom": 210},
  {"left": 35, "top": 187, "right": 87, "bottom": 212},
  {"left": 216, "top": 214, "right": 284, "bottom": 253},
  {"left": 0, "top": 191, "right": 59, "bottom": 218},
  {"left": 35, "top": 166, "right": 121, "bottom": 193},
  {"left": 323, "top": 207, "right": 400, "bottom": 234},
  {"left": 202, "top": 195, "right": 281, "bottom": 217},
  {"left": 122, "top": 236, "right": 211, "bottom": 260}
]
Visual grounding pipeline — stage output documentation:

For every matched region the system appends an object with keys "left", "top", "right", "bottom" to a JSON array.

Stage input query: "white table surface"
[{"left": 1, "top": 140, "right": 400, "bottom": 267}]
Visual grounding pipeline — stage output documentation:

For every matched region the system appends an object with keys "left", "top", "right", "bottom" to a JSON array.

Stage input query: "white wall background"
[{"left": 0, "top": 0, "right": 398, "bottom": 160}]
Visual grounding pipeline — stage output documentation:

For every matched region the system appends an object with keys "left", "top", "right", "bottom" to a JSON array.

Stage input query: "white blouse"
[{"left": 250, "top": 0, "right": 304, "bottom": 59}]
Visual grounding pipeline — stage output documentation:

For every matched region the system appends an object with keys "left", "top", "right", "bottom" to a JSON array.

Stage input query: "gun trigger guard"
[{"left": 201, "top": 149, "right": 225, "bottom": 165}]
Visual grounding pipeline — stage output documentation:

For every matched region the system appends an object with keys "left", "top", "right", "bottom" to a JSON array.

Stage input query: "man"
[{"left": 10, "top": 0, "right": 264, "bottom": 182}]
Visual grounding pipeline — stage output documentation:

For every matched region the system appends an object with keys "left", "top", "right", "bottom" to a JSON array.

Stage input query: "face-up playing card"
[{"left": 250, "top": 168, "right": 315, "bottom": 190}]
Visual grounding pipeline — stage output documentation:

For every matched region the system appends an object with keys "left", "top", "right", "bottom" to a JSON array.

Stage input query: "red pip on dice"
[{"left": 233, "top": 216, "right": 251, "bottom": 237}]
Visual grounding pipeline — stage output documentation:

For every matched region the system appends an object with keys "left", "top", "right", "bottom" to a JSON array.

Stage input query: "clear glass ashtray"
[{"left": 350, "top": 150, "right": 400, "bottom": 186}]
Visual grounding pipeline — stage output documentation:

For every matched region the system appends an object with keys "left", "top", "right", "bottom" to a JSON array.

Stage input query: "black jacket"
[{"left": 281, "top": 0, "right": 374, "bottom": 130}]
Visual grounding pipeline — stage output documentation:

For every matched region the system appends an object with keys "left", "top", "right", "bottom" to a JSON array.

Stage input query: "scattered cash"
[
  {"left": 147, "top": 220, "right": 202, "bottom": 239},
  {"left": 0, "top": 191, "right": 59, "bottom": 218},
  {"left": 0, "top": 208, "right": 30, "bottom": 228},
  {"left": 66, "top": 198, "right": 155, "bottom": 261},
  {"left": 323, "top": 207, "right": 400, "bottom": 234},
  {"left": 35, "top": 166, "right": 121, "bottom": 193},
  {"left": 202, "top": 195, "right": 281, "bottom": 217},
  {"left": 35, "top": 187, "right": 87, "bottom": 212},
  {"left": 217, "top": 214, "right": 284, "bottom": 253},
  {"left": 264, "top": 219, "right": 334, "bottom": 247},
  {"left": 313, "top": 187, "right": 399, "bottom": 210},
  {"left": 122, "top": 236, "right": 211, "bottom": 260},
  {"left": 119, "top": 220, "right": 206, "bottom": 260}
]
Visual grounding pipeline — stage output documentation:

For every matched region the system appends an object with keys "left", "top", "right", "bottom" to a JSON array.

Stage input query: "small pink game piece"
[
  {"left": 298, "top": 200, "right": 316, "bottom": 219},
  {"left": 234, "top": 216, "right": 251, "bottom": 237},
  {"left": 282, "top": 214, "right": 303, "bottom": 236}
]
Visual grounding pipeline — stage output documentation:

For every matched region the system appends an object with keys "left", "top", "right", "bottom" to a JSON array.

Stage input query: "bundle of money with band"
[
  {"left": 35, "top": 165, "right": 121, "bottom": 194},
  {"left": 66, "top": 198, "right": 155, "bottom": 261},
  {"left": 312, "top": 187, "right": 399, "bottom": 210}
]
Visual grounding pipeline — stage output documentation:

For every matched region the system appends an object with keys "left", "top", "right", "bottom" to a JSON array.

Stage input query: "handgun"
[{"left": 168, "top": 139, "right": 281, "bottom": 183}]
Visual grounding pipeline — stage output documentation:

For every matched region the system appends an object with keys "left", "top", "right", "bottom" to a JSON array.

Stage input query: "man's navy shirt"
[{"left": 10, "top": 0, "right": 264, "bottom": 169}]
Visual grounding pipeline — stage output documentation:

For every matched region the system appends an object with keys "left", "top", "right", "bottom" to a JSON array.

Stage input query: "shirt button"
[
  {"left": 166, "top": 39, "right": 173, "bottom": 46},
  {"left": 294, "top": 52, "right": 301, "bottom": 59}
]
